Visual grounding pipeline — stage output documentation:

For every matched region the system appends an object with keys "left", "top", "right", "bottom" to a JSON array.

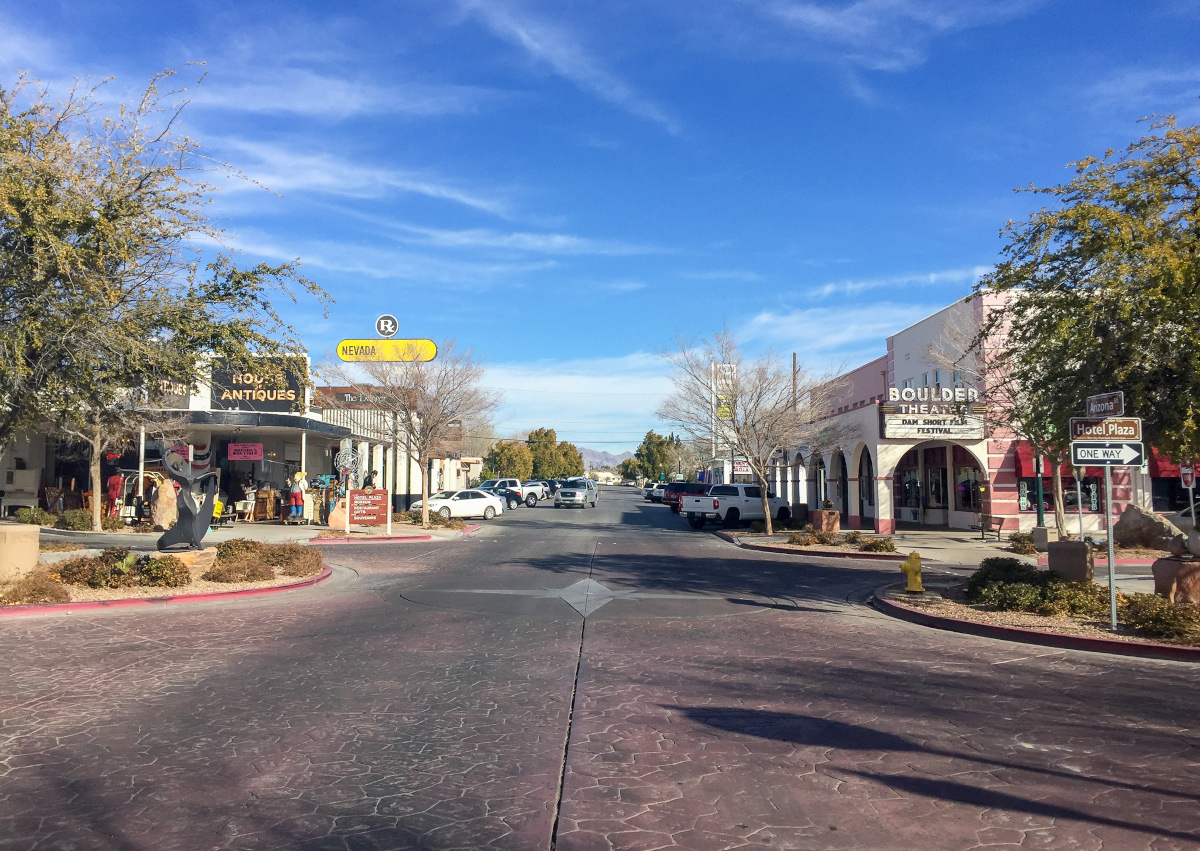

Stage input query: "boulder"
[
  {"left": 173, "top": 547, "right": 217, "bottom": 573},
  {"left": 1113, "top": 504, "right": 1181, "bottom": 549},
  {"left": 1151, "top": 558, "right": 1200, "bottom": 606}
]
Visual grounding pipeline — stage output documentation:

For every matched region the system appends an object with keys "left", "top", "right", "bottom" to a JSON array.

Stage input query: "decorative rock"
[
  {"left": 0, "top": 523, "right": 39, "bottom": 582},
  {"left": 1151, "top": 558, "right": 1200, "bottom": 606},
  {"left": 1047, "top": 541, "right": 1093, "bottom": 583},
  {"left": 811, "top": 509, "right": 840, "bottom": 534},
  {"left": 172, "top": 547, "right": 217, "bottom": 573},
  {"left": 1113, "top": 504, "right": 1181, "bottom": 549}
]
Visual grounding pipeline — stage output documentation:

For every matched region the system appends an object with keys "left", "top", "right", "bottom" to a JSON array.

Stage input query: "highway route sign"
[
  {"left": 1069, "top": 417, "right": 1141, "bottom": 441},
  {"left": 1070, "top": 441, "right": 1144, "bottom": 467},
  {"left": 1086, "top": 391, "right": 1124, "bottom": 418}
]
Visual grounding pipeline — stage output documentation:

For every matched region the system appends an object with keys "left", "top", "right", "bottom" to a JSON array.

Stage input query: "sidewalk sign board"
[
  {"left": 349, "top": 488, "right": 391, "bottom": 535},
  {"left": 1086, "top": 391, "right": 1124, "bottom": 418}
]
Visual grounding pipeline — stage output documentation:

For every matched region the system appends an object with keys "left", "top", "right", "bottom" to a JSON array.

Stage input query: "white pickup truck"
[{"left": 681, "top": 483, "right": 791, "bottom": 529}]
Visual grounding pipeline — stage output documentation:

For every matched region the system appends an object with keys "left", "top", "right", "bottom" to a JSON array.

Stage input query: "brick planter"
[{"left": 811, "top": 509, "right": 840, "bottom": 534}]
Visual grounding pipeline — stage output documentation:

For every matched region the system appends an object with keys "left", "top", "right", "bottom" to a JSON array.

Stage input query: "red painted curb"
[
  {"left": 1037, "top": 557, "right": 1158, "bottom": 566},
  {"left": 0, "top": 564, "right": 333, "bottom": 619},
  {"left": 715, "top": 530, "right": 908, "bottom": 561},
  {"left": 460, "top": 524, "right": 481, "bottom": 535},
  {"left": 311, "top": 534, "right": 433, "bottom": 544},
  {"left": 872, "top": 584, "right": 1200, "bottom": 663}
]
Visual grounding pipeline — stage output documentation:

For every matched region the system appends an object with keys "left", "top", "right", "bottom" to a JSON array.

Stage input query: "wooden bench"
[{"left": 972, "top": 515, "right": 1005, "bottom": 541}]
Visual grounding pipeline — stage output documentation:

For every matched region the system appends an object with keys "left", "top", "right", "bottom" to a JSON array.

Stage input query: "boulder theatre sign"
[
  {"left": 210, "top": 358, "right": 306, "bottom": 413},
  {"left": 880, "top": 386, "right": 986, "bottom": 440}
]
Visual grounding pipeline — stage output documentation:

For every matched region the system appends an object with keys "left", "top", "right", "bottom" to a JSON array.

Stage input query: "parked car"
[
  {"left": 479, "top": 478, "right": 539, "bottom": 506},
  {"left": 643, "top": 483, "right": 658, "bottom": 500},
  {"left": 680, "top": 483, "right": 790, "bottom": 529},
  {"left": 412, "top": 488, "right": 505, "bottom": 520},
  {"left": 555, "top": 478, "right": 599, "bottom": 508},
  {"left": 663, "top": 481, "right": 710, "bottom": 513},
  {"left": 522, "top": 481, "right": 550, "bottom": 501},
  {"left": 479, "top": 486, "right": 525, "bottom": 510},
  {"left": 649, "top": 483, "right": 667, "bottom": 503}
]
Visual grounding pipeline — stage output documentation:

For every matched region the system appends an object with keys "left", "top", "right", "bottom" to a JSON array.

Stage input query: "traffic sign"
[
  {"left": 337, "top": 339, "right": 437, "bottom": 362},
  {"left": 1068, "top": 417, "right": 1141, "bottom": 441},
  {"left": 375, "top": 315, "right": 399, "bottom": 338},
  {"left": 1183, "top": 465, "right": 1195, "bottom": 489},
  {"left": 1070, "top": 441, "right": 1144, "bottom": 467},
  {"left": 1086, "top": 391, "right": 1124, "bottom": 418}
]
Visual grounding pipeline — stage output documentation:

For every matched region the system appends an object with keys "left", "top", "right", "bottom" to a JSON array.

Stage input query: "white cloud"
[
  {"left": 192, "top": 69, "right": 495, "bottom": 119},
  {"left": 383, "top": 223, "right": 659, "bottom": 255},
  {"left": 459, "top": 0, "right": 681, "bottom": 133},
  {"left": 680, "top": 269, "right": 763, "bottom": 282},
  {"left": 484, "top": 353, "right": 673, "bottom": 451},
  {"left": 1085, "top": 65, "right": 1200, "bottom": 121},
  {"left": 209, "top": 139, "right": 512, "bottom": 216},
  {"left": 808, "top": 265, "right": 990, "bottom": 297},
  {"left": 0, "top": 18, "right": 61, "bottom": 76}
]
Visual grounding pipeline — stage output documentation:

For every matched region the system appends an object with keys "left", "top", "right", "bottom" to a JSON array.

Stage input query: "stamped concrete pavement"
[{"left": 1, "top": 489, "right": 1198, "bottom": 850}]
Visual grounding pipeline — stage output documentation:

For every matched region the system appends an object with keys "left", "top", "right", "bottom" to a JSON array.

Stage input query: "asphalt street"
[{"left": 2, "top": 488, "right": 1199, "bottom": 850}]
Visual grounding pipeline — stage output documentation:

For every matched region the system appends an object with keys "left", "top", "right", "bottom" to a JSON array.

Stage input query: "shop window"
[
  {"left": 925, "top": 466, "right": 948, "bottom": 508},
  {"left": 933, "top": 369, "right": 941, "bottom": 385},
  {"left": 922, "top": 373, "right": 929, "bottom": 386},
  {"left": 1063, "top": 478, "right": 1101, "bottom": 513},
  {"left": 896, "top": 469, "right": 921, "bottom": 508},
  {"left": 1019, "top": 477, "right": 1103, "bottom": 512},
  {"left": 955, "top": 466, "right": 981, "bottom": 511}
]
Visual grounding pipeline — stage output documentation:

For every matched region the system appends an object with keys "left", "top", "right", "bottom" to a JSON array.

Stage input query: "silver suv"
[{"left": 554, "top": 478, "right": 599, "bottom": 508}]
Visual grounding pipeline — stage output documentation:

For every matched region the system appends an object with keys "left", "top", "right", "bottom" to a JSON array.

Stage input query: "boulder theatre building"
[{"left": 761, "top": 294, "right": 1176, "bottom": 536}]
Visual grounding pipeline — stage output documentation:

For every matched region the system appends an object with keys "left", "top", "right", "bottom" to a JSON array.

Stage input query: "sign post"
[
  {"left": 1183, "top": 465, "right": 1196, "bottom": 530},
  {"left": 1074, "top": 465, "right": 1085, "bottom": 541},
  {"left": 1104, "top": 466, "right": 1116, "bottom": 630}
]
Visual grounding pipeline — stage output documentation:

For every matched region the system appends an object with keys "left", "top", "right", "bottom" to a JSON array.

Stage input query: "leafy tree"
[
  {"left": 617, "top": 458, "right": 642, "bottom": 481},
  {"left": 557, "top": 441, "right": 584, "bottom": 477},
  {"left": 489, "top": 441, "right": 533, "bottom": 481},
  {"left": 634, "top": 431, "right": 677, "bottom": 482},
  {"left": 525, "top": 427, "right": 583, "bottom": 478},
  {"left": 0, "top": 71, "right": 329, "bottom": 529},
  {"left": 976, "top": 116, "right": 1200, "bottom": 465}
]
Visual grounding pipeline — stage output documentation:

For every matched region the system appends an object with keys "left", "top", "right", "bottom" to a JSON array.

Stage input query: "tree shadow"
[{"left": 668, "top": 706, "right": 1200, "bottom": 841}]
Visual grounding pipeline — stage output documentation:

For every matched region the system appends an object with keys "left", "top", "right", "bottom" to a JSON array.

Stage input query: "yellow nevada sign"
[{"left": 336, "top": 339, "right": 438, "bottom": 362}]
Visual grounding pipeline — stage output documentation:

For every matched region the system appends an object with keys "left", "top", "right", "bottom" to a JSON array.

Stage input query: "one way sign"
[{"left": 1070, "top": 441, "right": 1145, "bottom": 467}]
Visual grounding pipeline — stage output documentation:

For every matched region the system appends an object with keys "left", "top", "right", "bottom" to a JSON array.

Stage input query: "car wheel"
[
  {"left": 688, "top": 514, "right": 706, "bottom": 529},
  {"left": 777, "top": 506, "right": 791, "bottom": 524},
  {"left": 508, "top": 498, "right": 519, "bottom": 510},
  {"left": 483, "top": 506, "right": 495, "bottom": 520},
  {"left": 722, "top": 508, "right": 740, "bottom": 528},
  {"left": 438, "top": 507, "right": 452, "bottom": 520},
  {"left": 525, "top": 494, "right": 537, "bottom": 507}
]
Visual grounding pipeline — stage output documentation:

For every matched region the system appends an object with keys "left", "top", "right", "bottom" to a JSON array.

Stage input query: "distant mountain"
[{"left": 580, "top": 448, "right": 633, "bottom": 470}]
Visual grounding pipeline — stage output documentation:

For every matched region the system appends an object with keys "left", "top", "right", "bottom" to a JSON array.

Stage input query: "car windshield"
[
  {"left": 431, "top": 491, "right": 456, "bottom": 500},
  {"left": 478, "top": 480, "right": 498, "bottom": 488}
]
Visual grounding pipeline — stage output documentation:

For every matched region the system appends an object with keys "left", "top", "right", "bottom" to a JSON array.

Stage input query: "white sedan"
[{"left": 412, "top": 489, "right": 505, "bottom": 520}]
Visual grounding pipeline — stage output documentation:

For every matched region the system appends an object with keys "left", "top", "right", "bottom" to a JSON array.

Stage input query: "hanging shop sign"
[
  {"left": 349, "top": 489, "right": 389, "bottom": 525},
  {"left": 227, "top": 443, "right": 264, "bottom": 461},
  {"left": 732, "top": 460, "right": 752, "bottom": 475},
  {"left": 210, "top": 358, "right": 307, "bottom": 413},
  {"left": 336, "top": 339, "right": 437, "bottom": 362}
]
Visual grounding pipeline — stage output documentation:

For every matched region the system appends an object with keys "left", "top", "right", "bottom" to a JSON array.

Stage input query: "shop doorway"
[{"left": 856, "top": 449, "right": 876, "bottom": 531}]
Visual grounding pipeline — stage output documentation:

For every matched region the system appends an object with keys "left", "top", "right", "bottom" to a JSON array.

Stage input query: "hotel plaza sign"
[{"left": 880, "top": 386, "right": 986, "bottom": 440}]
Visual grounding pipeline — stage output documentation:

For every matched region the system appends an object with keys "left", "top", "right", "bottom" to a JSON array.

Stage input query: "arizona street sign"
[
  {"left": 337, "top": 339, "right": 437, "bottom": 362},
  {"left": 1069, "top": 417, "right": 1141, "bottom": 441},
  {"left": 1086, "top": 391, "right": 1124, "bottom": 418},
  {"left": 1070, "top": 441, "right": 1144, "bottom": 467}
]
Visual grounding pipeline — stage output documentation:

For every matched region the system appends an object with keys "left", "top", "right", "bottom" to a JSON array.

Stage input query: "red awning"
[
  {"left": 1150, "top": 447, "right": 1181, "bottom": 478},
  {"left": 1014, "top": 442, "right": 1101, "bottom": 479}
]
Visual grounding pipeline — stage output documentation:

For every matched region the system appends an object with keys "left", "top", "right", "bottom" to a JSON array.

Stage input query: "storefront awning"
[
  {"left": 1014, "top": 442, "right": 1101, "bottom": 479},
  {"left": 159, "top": 409, "right": 352, "bottom": 438},
  {"left": 1149, "top": 447, "right": 1182, "bottom": 478}
]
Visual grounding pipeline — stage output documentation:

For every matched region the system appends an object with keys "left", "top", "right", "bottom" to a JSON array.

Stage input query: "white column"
[
  {"left": 137, "top": 426, "right": 146, "bottom": 499},
  {"left": 300, "top": 431, "right": 307, "bottom": 474}
]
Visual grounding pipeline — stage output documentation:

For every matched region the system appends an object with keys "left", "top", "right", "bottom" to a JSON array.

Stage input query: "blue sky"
[{"left": 4, "top": 1, "right": 1199, "bottom": 451}]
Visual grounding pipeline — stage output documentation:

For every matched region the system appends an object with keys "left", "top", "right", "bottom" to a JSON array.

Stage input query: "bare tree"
[
  {"left": 323, "top": 341, "right": 500, "bottom": 528},
  {"left": 658, "top": 329, "right": 854, "bottom": 534}
]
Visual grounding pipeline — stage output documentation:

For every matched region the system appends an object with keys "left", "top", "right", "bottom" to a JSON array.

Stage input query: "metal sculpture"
[{"left": 157, "top": 449, "right": 219, "bottom": 552}]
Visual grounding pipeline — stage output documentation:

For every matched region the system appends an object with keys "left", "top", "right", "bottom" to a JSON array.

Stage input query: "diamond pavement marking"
[{"left": 444, "top": 577, "right": 695, "bottom": 616}]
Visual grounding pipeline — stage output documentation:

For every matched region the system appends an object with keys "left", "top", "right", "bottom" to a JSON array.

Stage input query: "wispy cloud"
[
  {"left": 193, "top": 69, "right": 496, "bottom": 119},
  {"left": 459, "top": 0, "right": 681, "bottom": 133},
  {"left": 1085, "top": 65, "right": 1200, "bottom": 120},
  {"left": 0, "top": 18, "right": 59, "bottom": 75},
  {"left": 382, "top": 223, "right": 658, "bottom": 255},
  {"left": 808, "top": 265, "right": 990, "bottom": 298},
  {"left": 680, "top": 269, "right": 763, "bottom": 282},
  {"left": 209, "top": 139, "right": 512, "bottom": 216}
]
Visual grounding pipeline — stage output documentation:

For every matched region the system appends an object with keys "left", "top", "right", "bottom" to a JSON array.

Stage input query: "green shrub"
[
  {"left": 842, "top": 530, "right": 864, "bottom": 545},
  {"left": 748, "top": 520, "right": 766, "bottom": 533},
  {"left": 813, "top": 530, "right": 840, "bottom": 546},
  {"left": 966, "top": 557, "right": 1046, "bottom": 599},
  {"left": 202, "top": 559, "right": 274, "bottom": 582},
  {"left": 15, "top": 507, "right": 54, "bottom": 525},
  {"left": 1036, "top": 582, "right": 1110, "bottom": 617},
  {"left": 101, "top": 515, "right": 125, "bottom": 531},
  {"left": 1008, "top": 531, "right": 1038, "bottom": 555},
  {"left": 977, "top": 582, "right": 1044, "bottom": 611},
  {"left": 55, "top": 554, "right": 139, "bottom": 588},
  {"left": 215, "top": 538, "right": 262, "bottom": 562},
  {"left": 859, "top": 536, "right": 897, "bottom": 553},
  {"left": 821, "top": 499, "right": 835, "bottom": 510},
  {"left": 787, "top": 531, "right": 816, "bottom": 545},
  {"left": 0, "top": 571, "right": 70, "bottom": 606},
  {"left": 138, "top": 556, "right": 191, "bottom": 587},
  {"left": 801, "top": 524, "right": 815, "bottom": 533},
  {"left": 54, "top": 509, "right": 93, "bottom": 531},
  {"left": 260, "top": 543, "right": 323, "bottom": 577},
  {"left": 1121, "top": 594, "right": 1200, "bottom": 643}
]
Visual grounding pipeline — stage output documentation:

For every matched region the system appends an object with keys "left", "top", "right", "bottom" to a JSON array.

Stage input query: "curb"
[
  {"left": 0, "top": 564, "right": 333, "bottom": 619},
  {"left": 460, "top": 524, "right": 481, "bottom": 536},
  {"left": 715, "top": 530, "right": 909, "bottom": 561},
  {"left": 311, "top": 534, "right": 433, "bottom": 544},
  {"left": 1037, "top": 557, "right": 1158, "bottom": 567},
  {"left": 871, "top": 583, "right": 1200, "bottom": 663}
]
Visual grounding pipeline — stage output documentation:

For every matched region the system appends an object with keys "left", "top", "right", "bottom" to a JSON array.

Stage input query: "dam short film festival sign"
[{"left": 880, "top": 386, "right": 986, "bottom": 439}]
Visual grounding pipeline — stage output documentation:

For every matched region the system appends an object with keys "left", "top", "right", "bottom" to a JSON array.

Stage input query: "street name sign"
[
  {"left": 1068, "top": 417, "right": 1141, "bottom": 441},
  {"left": 1086, "top": 391, "right": 1124, "bottom": 418},
  {"left": 1070, "top": 441, "right": 1144, "bottom": 467},
  {"left": 337, "top": 339, "right": 437, "bottom": 362}
]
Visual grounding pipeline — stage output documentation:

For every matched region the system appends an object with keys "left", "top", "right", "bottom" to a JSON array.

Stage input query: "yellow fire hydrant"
[{"left": 900, "top": 551, "right": 924, "bottom": 593}]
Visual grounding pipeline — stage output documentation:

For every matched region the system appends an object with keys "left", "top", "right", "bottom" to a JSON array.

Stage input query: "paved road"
[{"left": 2, "top": 489, "right": 1198, "bottom": 850}]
